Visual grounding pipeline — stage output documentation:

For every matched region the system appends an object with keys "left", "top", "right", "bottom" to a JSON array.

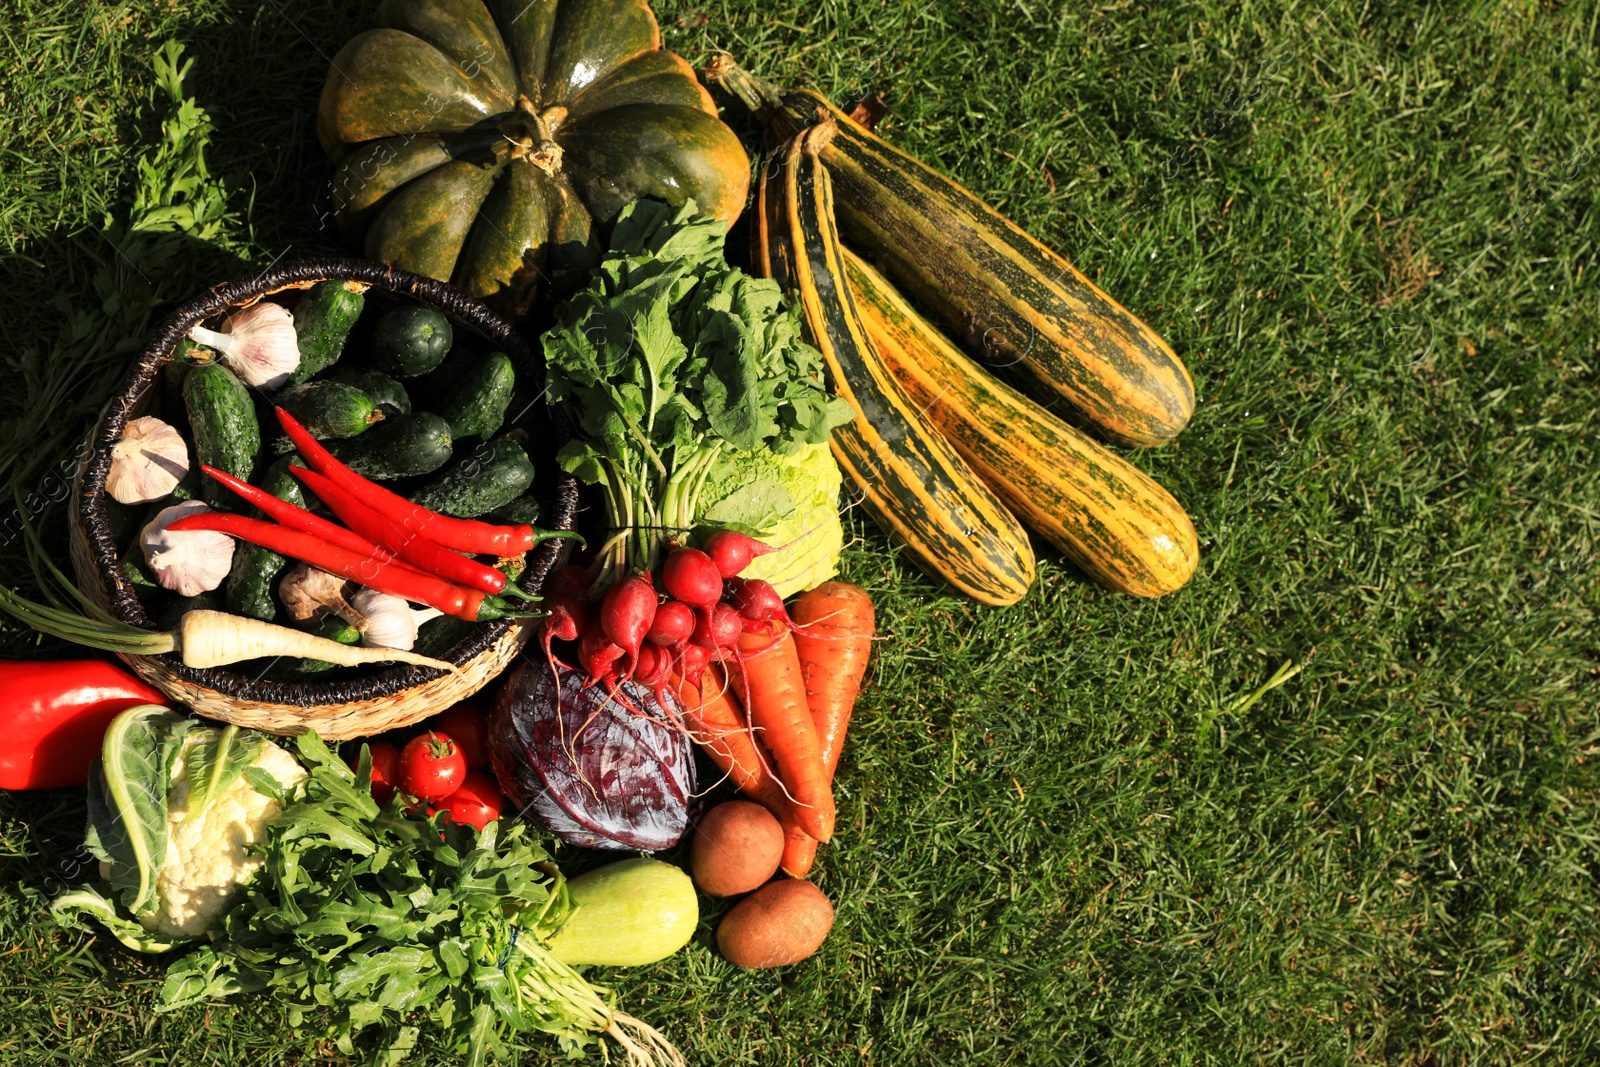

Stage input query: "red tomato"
[
  {"left": 431, "top": 702, "right": 491, "bottom": 770},
  {"left": 399, "top": 731, "right": 466, "bottom": 803},
  {"left": 351, "top": 742, "right": 402, "bottom": 806},
  {"left": 440, "top": 769, "right": 504, "bottom": 831}
]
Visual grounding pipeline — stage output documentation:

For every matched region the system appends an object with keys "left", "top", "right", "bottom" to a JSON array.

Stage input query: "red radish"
[
  {"left": 600, "top": 576, "right": 657, "bottom": 675},
  {"left": 662, "top": 547, "right": 723, "bottom": 612},
  {"left": 633, "top": 642, "right": 673, "bottom": 689},
  {"left": 579, "top": 618, "right": 625, "bottom": 684},
  {"left": 693, "top": 602, "right": 745, "bottom": 650},
  {"left": 725, "top": 577, "right": 794, "bottom": 629},
  {"left": 543, "top": 597, "right": 589, "bottom": 644},
  {"left": 539, "top": 597, "right": 589, "bottom": 673},
  {"left": 647, "top": 600, "right": 696, "bottom": 647},
  {"left": 702, "top": 531, "right": 776, "bottom": 578},
  {"left": 677, "top": 641, "right": 711, "bottom": 683}
]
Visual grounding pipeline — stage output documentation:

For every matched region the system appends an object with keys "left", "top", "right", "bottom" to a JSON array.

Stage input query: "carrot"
[
  {"left": 777, "top": 583, "right": 873, "bottom": 878},
  {"left": 779, "top": 821, "right": 819, "bottom": 878},
  {"left": 672, "top": 669, "right": 792, "bottom": 821},
  {"left": 791, "top": 581, "right": 876, "bottom": 776},
  {"left": 726, "top": 628, "right": 835, "bottom": 843}
]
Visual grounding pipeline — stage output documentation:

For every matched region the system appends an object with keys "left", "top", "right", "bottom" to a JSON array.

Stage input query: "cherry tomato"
[
  {"left": 439, "top": 769, "right": 504, "bottom": 831},
  {"left": 351, "top": 742, "right": 402, "bottom": 806},
  {"left": 399, "top": 731, "right": 466, "bottom": 803},
  {"left": 431, "top": 702, "right": 490, "bottom": 770}
]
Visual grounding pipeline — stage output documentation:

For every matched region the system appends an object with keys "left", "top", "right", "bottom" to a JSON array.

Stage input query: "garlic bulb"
[
  {"left": 347, "top": 587, "right": 443, "bottom": 651},
  {"left": 187, "top": 302, "right": 300, "bottom": 390},
  {"left": 107, "top": 416, "right": 190, "bottom": 504},
  {"left": 278, "top": 563, "right": 354, "bottom": 623},
  {"left": 140, "top": 501, "right": 235, "bottom": 597}
]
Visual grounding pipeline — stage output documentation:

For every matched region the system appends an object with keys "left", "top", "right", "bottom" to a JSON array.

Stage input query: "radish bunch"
[{"left": 539, "top": 532, "right": 797, "bottom": 693}]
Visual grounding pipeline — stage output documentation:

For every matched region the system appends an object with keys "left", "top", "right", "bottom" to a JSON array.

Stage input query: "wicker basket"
[{"left": 69, "top": 257, "right": 577, "bottom": 740}]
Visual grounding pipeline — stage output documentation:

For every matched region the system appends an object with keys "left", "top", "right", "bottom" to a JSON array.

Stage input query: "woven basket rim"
[{"left": 74, "top": 255, "right": 575, "bottom": 708}]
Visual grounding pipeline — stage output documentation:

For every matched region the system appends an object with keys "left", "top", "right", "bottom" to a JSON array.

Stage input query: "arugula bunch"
[
  {"left": 544, "top": 199, "right": 851, "bottom": 585},
  {"left": 157, "top": 733, "right": 679, "bottom": 1067}
]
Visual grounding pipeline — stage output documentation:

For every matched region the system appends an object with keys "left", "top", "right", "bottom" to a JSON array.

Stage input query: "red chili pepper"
[
  {"left": 288, "top": 466, "right": 522, "bottom": 599},
  {"left": 166, "top": 513, "right": 510, "bottom": 622},
  {"left": 276, "top": 407, "right": 536, "bottom": 556},
  {"left": 200, "top": 465, "right": 434, "bottom": 580},
  {"left": 0, "top": 660, "right": 164, "bottom": 790}
]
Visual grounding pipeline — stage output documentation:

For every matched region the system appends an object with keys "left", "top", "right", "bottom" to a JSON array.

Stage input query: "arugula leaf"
[{"left": 148, "top": 735, "right": 639, "bottom": 1066}]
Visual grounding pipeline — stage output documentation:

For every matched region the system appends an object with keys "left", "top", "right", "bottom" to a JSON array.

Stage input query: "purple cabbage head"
[{"left": 488, "top": 663, "right": 696, "bottom": 851}]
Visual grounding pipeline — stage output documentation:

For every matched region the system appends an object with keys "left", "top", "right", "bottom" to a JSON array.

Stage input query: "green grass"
[{"left": 2, "top": 0, "right": 1598, "bottom": 1064}]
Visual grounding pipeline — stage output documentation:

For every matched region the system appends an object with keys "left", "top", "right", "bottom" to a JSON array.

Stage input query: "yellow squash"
[
  {"left": 713, "top": 61, "right": 1194, "bottom": 448},
  {"left": 846, "top": 250, "right": 1198, "bottom": 598},
  {"left": 756, "top": 120, "right": 1036, "bottom": 606}
]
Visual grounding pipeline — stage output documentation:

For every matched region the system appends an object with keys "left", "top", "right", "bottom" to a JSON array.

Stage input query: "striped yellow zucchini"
[
  {"left": 756, "top": 120, "right": 1036, "bottom": 606},
  {"left": 711, "top": 62, "right": 1193, "bottom": 448},
  {"left": 845, "top": 249, "right": 1198, "bottom": 598}
]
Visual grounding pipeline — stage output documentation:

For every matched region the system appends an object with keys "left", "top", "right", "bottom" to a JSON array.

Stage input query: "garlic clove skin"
[
  {"left": 278, "top": 563, "right": 355, "bottom": 624},
  {"left": 108, "top": 416, "right": 190, "bottom": 504},
  {"left": 141, "top": 501, "right": 235, "bottom": 597},
  {"left": 346, "top": 587, "right": 443, "bottom": 651},
  {"left": 187, "top": 302, "right": 300, "bottom": 391}
]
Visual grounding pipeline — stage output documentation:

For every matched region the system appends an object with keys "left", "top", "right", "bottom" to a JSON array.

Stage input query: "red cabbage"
[{"left": 488, "top": 663, "right": 696, "bottom": 851}]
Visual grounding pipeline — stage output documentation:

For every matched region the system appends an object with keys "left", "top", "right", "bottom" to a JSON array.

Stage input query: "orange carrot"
[
  {"left": 727, "top": 628, "right": 835, "bottom": 843},
  {"left": 791, "top": 581, "right": 876, "bottom": 775},
  {"left": 672, "top": 669, "right": 793, "bottom": 821},
  {"left": 780, "top": 821, "right": 819, "bottom": 878}
]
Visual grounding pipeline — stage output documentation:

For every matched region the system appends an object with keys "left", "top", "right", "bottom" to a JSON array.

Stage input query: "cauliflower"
[
  {"left": 56, "top": 706, "right": 307, "bottom": 952},
  {"left": 130, "top": 731, "right": 305, "bottom": 938}
]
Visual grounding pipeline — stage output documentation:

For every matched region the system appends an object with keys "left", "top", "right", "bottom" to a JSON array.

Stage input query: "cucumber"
[
  {"left": 293, "top": 616, "right": 362, "bottom": 674},
  {"left": 182, "top": 363, "right": 259, "bottom": 510},
  {"left": 437, "top": 351, "right": 516, "bottom": 440},
  {"left": 289, "top": 280, "right": 366, "bottom": 385},
  {"left": 327, "top": 412, "right": 453, "bottom": 480},
  {"left": 154, "top": 588, "right": 224, "bottom": 631},
  {"left": 276, "top": 381, "right": 383, "bottom": 439},
  {"left": 414, "top": 615, "right": 473, "bottom": 660},
  {"left": 224, "top": 458, "right": 307, "bottom": 621},
  {"left": 370, "top": 306, "right": 452, "bottom": 377},
  {"left": 408, "top": 437, "right": 535, "bottom": 518},
  {"left": 484, "top": 495, "right": 546, "bottom": 526},
  {"left": 331, "top": 367, "right": 411, "bottom": 415}
]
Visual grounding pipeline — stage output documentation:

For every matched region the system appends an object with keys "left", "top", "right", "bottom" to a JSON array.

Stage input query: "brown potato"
[
  {"left": 690, "top": 800, "right": 785, "bottom": 897},
  {"left": 716, "top": 878, "right": 834, "bottom": 968}
]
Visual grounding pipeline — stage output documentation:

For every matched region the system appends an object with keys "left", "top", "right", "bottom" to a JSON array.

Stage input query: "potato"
[
  {"left": 716, "top": 878, "right": 834, "bottom": 968},
  {"left": 690, "top": 800, "right": 784, "bottom": 897}
]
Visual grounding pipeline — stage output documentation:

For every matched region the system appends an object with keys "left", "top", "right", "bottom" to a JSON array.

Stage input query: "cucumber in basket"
[
  {"left": 275, "top": 381, "right": 383, "bottom": 439},
  {"left": 289, "top": 280, "right": 366, "bottom": 385},
  {"left": 408, "top": 436, "right": 535, "bottom": 518},
  {"left": 435, "top": 351, "right": 516, "bottom": 440},
  {"left": 183, "top": 363, "right": 259, "bottom": 510},
  {"left": 224, "top": 458, "right": 307, "bottom": 621},
  {"left": 370, "top": 306, "right": 452, "bottom": 377},
  {"left": 330, "top": 367, "right": 411, "bottom": 415},
  {"left": 327, "top": 412, "right": 453, "bottom": 480}
]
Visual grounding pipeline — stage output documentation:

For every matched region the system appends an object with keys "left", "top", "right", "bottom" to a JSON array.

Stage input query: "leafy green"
[
  {"left": 154, "top": 732, "right": 678, "bottom": 1066},
  {"left": 89, "top": 705, "right": 191, "bottom": 918},
  {"left": 698, "top": 441, "right": 846, "bottom": 596},
  {"left": 46, "top": 888, "right": 189, "bottom": 954},
  {"left": 544, "top": 199, "right": 852, "bottom": 583},
  {"left": 180, "top": 724, "right": 265, "bottom": 824}
]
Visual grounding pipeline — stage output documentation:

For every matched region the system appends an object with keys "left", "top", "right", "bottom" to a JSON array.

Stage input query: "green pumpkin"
[{"left": 320, "top": 0, "right": 750, "bottom": 317}]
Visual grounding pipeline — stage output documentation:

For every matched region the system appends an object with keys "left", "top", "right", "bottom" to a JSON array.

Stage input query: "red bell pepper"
[{"left": 0, "top": 660, "right": 164, "bottom": 790}]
